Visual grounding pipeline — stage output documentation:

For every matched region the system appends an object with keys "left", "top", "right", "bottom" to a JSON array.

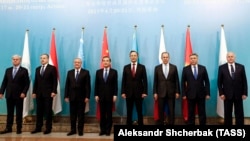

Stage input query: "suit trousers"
[
  {"left": 126, "top": 97, "right": 143, "bottom": 125},
  {"left": 224, "top": 98, "right": 244, "bottom": 125},
  {"left": 187, "top": 97, "right": 206, "bottom": 125},
  {"left": 35, "top": 97, "right": 53, "bottom": 131},
  {"left": 69, "top": 100, "right": 85, "bottom": 132},
  {"left": 99, "top": 100, "right": 113, "bottom": 133},
  {"left": 6, "top": 98, "right": 24, "bottom": 130}
]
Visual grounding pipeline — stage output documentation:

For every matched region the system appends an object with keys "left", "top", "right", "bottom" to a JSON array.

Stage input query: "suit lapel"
[
  {"left": 226, "top": 65, "right": 231, "bottom": 78},
  {"left": 189, "top": 65, "right": 196, "bottom": 79},
  {"left": 102, "top": 69, "right": 106, "bottom": 82},
  {"left": 160, "top": 65, "right": 165, "bottom": 78},
  {"left": 196, "top": 65, "right": 199, "bottom": 79}
]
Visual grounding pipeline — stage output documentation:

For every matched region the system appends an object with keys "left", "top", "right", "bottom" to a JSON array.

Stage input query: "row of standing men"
[{"left": 0, "top": 50, "right": 247, "bottom": 136}]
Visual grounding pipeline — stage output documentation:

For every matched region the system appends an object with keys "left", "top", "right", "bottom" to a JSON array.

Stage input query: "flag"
[
  {"left": 158, "top": 26, "right": 166, "bottom": 63},
  {"left": 77, "top": 28, "right": 89, "bottom": 113},
  {"left": 216, "top": 25, "right": 228, "bottom": 118},
  {"left": 182, "top": 26, "right": 193, "bottom": 122},
  {"left": 96, "top": 27, "right": 112, "bottom": 120},
  {"left": 154, "top": 26, "right": 168, "bottom": 120},
  {"left": 49, "top": 29, "right": 62, "bottom": 115},
  {"left": 132, "top": 27, "right": 139, "bottom": 52},
  {"left": 22, "top": 30, "right": 34, "bottom": 118},
  {"left": 131, "top": 26, "right": 139, "bottom": 121},
  {"left": 131, "top": 26, "right": 146, "bottom": 122},
  {"left": 100, "top": 27, "right": 110, "bottom": 68}
]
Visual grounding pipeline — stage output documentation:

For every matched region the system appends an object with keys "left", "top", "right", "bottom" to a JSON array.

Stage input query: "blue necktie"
[
  {"left": 193, "top": 66, "right": 197, "bottom": 79},
  {"left": 104, "top": 69, "right": 108, "bottom": 82}
]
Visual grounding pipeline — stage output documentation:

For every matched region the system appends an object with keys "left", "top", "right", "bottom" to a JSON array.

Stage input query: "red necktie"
[{"left": 132, "top": 63, "right": 136, "bottom": 77}]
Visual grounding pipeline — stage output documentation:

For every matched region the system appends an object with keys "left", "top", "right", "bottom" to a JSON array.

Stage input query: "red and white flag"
[{"left": 49, "top": 29, "right": 62, "bottom": 115}]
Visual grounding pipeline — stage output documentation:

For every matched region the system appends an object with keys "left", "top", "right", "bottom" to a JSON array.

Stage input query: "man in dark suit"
[
  {"left": 121, "top": 50, "right": 148, "bottom": 126},
  {"left": 153, "top": 52, "right": 180, "bottom": 125},
  {"left": 31, "top": 53, "right": 57, "bottom": 134},
  {"left": 0, "top": 55, "right": 30, "bottom": 134},
  {"left": 64, "top": 58, "right": 90, "bottom": 136},
  {"left": 218, "top": 52, "right": 248, "bottom": 125},
  {"left": 181, "top": 53, "right": 210, "bottom": 125},
  {"left": 95, "top": 56, "right": 117, "bottom": 136}
]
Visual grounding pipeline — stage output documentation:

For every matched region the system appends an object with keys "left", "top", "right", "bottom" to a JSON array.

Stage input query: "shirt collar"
[
  {"left": 162, "top": 63, "right": 169, "bottom": 66},
  {"left": 75, "top": 68, "right": 81, "bottom": 72},
  {"left": 42, "top": 64, "right": 48, "bottom": 68},
  {"left": 13, "top": 65, "right": 20, "bottom": 69},
  {"left": 131, "top": 62, "right": 137, "bottom": 65},
  {"left": 104, "top": 67, "right": 110, "bottom": 71}
]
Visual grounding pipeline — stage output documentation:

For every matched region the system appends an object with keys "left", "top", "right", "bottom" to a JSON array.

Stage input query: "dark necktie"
[
  {"left": 13, "top": 67, "right": 17, "bottom": 78},
  {"left": 104, "top": 69, "right": 108, "bottom": 82},
  {"left": 132, "top": 63, "right": 136, "bottom": 77},
  {"left": 193, "top": 66, "right": 198, "bottom": 79},
  {"left": 41, "top": 65, "right": 45, "bottom": 76},
  {"left": 230, "top": 65, "right": 235, "bottom": 79},
  {"left": 76, "top": 70, "right": 79, "bottom": 80}
]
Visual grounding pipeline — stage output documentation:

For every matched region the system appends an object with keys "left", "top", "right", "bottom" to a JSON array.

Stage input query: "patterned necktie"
[
  {"left": 13, "top": 67, "right": 17, "bottom": 78},
  {"left": 132, "top": 63, "right": 136, "bottom": 77},
  {"left": 104, "top": 69, "right": 108, "bottom": 82},
  {"left": 193, "top": 66, "right": 198, "bottom": 79},
  {"left": 230, "top": 65, "right": 235, "bottom": 79}
]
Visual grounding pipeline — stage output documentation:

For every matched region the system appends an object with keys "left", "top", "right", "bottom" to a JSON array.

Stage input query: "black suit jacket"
[
  {"left": 218, "top": 63, "right": 248, "bottom": 99},
  {"left": 33, "top": 64, "right": 57, "bottom": 98},
  {"left": 181, "top": 64, "right": 210, "bottom": 99},
  {"left": 121, "top": 63, "right": 148, "bottom": 98},
  {"left": 0, "top": 66, "right": 30, "bottom": 99},
  {"left": 64, "top": 68, "right": 91, "bottom": 101},
  {"left": 153, "top": 63, "right": 180, "bottom": 98},
  {"left": 94, "top": 68, "right": 118, "bottom": 101}
]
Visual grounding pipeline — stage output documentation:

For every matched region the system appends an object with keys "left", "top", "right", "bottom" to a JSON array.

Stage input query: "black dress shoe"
[
  {"left": 43, "top": 130, "right": 51, "bottom": 134},
  {"left": 106, "top": 131, "right": 111, "bottom": 136},
  {"left": 31, "top": 129, "right": 41, "bottom": 134},
  {"left": 16, "top": 129, "right": 22, "bottom": 134},
  {"left": 0, "top": 129, "right": 12, "bottom": 134},
  {"left": 78, "top": 132, "right": 83, "bottom": 136},
  {"left": 99, "top": 131, "right": 106, "bottom": 136},
  {"left": 67, "top": 131, "right": 76, "bottom": 136}
]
